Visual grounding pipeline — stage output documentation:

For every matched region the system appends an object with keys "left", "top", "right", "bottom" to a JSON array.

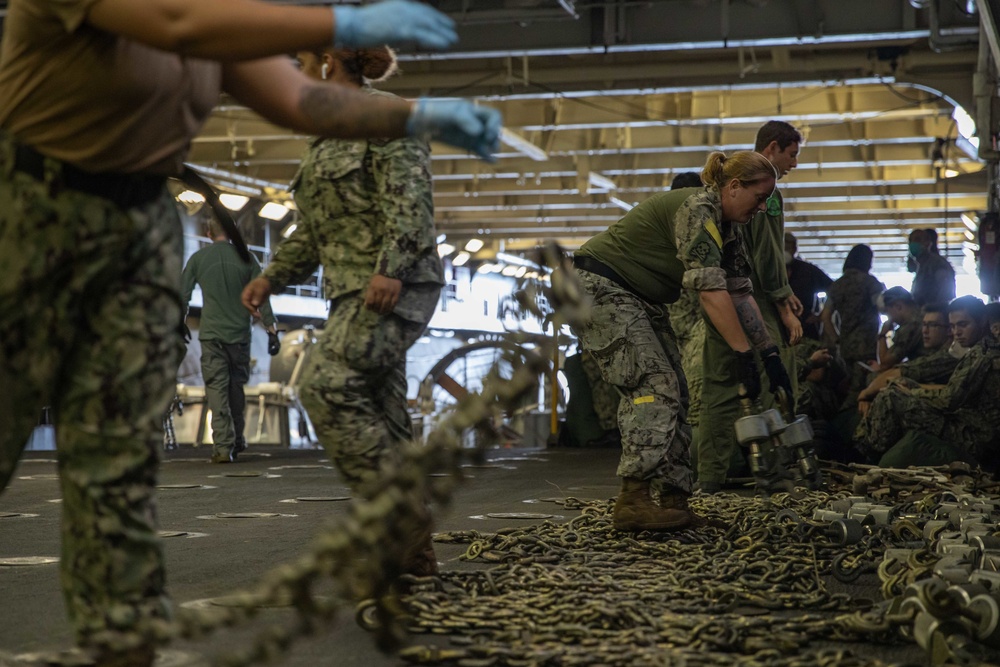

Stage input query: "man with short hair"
[
  {"left": 857, "top": 303, "right": 958, "bottom": 410},
  {"left": 909, "top": 228, "right": 956, "bottom": 307},
  {"left": 875, "top": 286, "right": 923, "bottom": 371},
  {"left": 856, "top": 296, "right": 1000, "bottom": 469},
  {"left": 182, "top": 218, "right": 279, "bottom": 464},
  {"left": 695, "top": 121, "right": 804, "bottom": 493}
]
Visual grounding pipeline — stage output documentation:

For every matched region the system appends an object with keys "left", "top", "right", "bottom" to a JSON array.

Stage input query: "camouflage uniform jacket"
[
  {"left": 827, "top": 269, "right": 886, "bottom": 362},
  {"left": 263, "top": 88, "right": 444, "bottom": 314},
  {"left": 888, "top": 318, "right": 925, "bottom": 364},
  {"left": 899, "top": 345, "right": 960, "bottom": 384},
  {"left": 674, "top": 187, "right": 753, "bottom": 297},
  {"left": 909, "top": 335, "right": 1000, "bottom": 413}
]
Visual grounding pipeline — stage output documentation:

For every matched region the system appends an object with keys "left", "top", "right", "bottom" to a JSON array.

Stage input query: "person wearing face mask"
[
  {"left": 909, "top": 228, "right": 956, "bottom": 307},
  {"left": 572, "top": 150, "right": 791, "bottom": 531},
  {"left": 695, "top": 121, "right": 804, "bottom": 493},
  {"left": 243, "top": 46, "right": 446, "bottom": 581},
  {"left": 784, "top": 232, "right": 833, "bottom": 341},
  {"left": 855, "top": 295, "right": 1000, "bottom": 470}
]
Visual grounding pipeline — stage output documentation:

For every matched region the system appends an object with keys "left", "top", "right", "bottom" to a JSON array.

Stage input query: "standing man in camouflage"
[
  {"left": 909, "top": 228, "right": 956, "bottom": 307},
  {"left": 696, "top": 121, "right": 804, "bottom": 494},
  {"left": 856, "top": 296, "right": 999, "bottom": 469},
  {"left": 182, "top": 218, "right": 279, "bottom": 463},
  {"left": 573, "top": 150, "right": 790, "bottom": 532},
  {"left": 820, "top": 244, "right": 886, "bottom": 399},
  {"left": 242, "top": 47, "right": 443, "bottom": 575}
]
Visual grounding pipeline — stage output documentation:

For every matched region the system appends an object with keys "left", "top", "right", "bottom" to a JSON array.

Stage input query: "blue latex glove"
[
  {"left": 406, "top": 99, "right": 502, "bottom": 162},
  {"left": 333, "top": 1, "right": 457, "bottom": 50}
]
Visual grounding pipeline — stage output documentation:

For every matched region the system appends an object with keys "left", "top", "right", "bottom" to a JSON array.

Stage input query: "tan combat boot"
[{"left": 613, "top": 478, "right": 694, "bottom": 532}]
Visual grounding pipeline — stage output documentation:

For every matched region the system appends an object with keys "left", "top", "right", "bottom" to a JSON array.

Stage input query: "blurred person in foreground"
[{"left": 0, "top": 1, "right": 500, "bottom": 663}]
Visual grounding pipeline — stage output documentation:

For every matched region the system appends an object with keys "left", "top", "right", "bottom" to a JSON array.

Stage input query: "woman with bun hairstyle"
[
  {"left": 571, "top": 150, "right": 792, "bottom": 531},
  {"left": 243, "top": 47, "right": 443, "bottom": 579}
]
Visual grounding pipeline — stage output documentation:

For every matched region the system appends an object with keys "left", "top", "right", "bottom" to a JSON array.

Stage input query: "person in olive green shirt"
[
  {"left": 182, "top": 219, "right": 279, "bottom": 463},
  {"left": 572, "top": 150, "right": 792, "bottom": 533}
]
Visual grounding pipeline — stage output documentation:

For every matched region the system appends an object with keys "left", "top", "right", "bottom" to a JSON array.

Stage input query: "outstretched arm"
[{"left": 86, "top": 0, "right": 457, "bottom": 60}]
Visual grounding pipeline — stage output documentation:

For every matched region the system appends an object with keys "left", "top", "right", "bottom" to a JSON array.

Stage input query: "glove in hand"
[
  {"left": 267, "top": 331, "right": 281, "bottom": 357},
  {"left": 407, "top": 99, "right": 502, "bottom": 162},
  {"left": 762, "top": 346, "right": 794, "bottom": 405},
  {"left": 333, "top": 1, "right": 457, "bottom": 50},
  {"left": 734, "top": 350, "right": 761, "bottom": 401}
]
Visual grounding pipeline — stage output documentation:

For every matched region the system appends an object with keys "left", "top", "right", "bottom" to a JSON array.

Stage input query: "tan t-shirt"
[{"left": 0, "top": 0, "right": 222, "bottom": 175}]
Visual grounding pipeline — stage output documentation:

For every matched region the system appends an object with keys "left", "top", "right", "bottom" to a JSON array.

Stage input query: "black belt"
[
  {"left": 12, "top": 142, "right": 166, "bottom": 210},
  {"left": 573, "top": 254, "right": 650, "bottom": 301}
]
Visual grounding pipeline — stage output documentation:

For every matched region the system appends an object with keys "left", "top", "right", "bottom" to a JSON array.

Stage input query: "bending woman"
[{"left": 572, "top": 150, "right": 792, "bottom": 531}]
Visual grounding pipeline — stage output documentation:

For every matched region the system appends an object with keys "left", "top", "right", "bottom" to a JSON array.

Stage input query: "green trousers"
[
  {"left": 0, "top": 137, "right": 184, "bottom": 651},
  {"left": 200, "top": 339, "right": 251, "bottom": 458},
  {"left": 696, "top": 299, "right": 798, "bottom": 485}
]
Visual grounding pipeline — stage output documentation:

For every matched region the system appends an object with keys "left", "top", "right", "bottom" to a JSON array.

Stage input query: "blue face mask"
[{"left": 908, "top": 242, "right": 925, "bottom": 257}]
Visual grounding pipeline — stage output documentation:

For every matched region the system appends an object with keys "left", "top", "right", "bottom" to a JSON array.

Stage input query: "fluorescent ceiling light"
[
  {"left": 500, "top": 128, "right": 548, "bottom": 161},
  {"left": 178, "top": 190, "right": 205, "bottom": 204},
  {"left": 501, "top": 265, "right": 519, "bottom": 276},
  {"left": 477, "top": 262, "right": 495, "bottom": 274},
  {"left": 491, "top": 263, "right": 505, "bottom": 273},
  {"left": 259, "top": 202, "right": 290, "bottom": 220},
  {"left": 281, "top": 223, "right": 298, "bottom": 238},
  {"left": 453, "top": 251, "right": 471, "bottom": 266},
  {"left": 464, "top": 238, "right": 485, "bottom": 253},
  {"left": 609, "top": 196, "right": 634, "bottom": 212},
  {"left": 944, "top": 168, "right": 960, "bottom": 178},
  {"left": 437, "top": 243, "right": 456, "bottom": 257},
  {"left": 436, "top": 233, "right": 448, "bottom": 244},
  {"left": 961, "top": 212, "right": 979, "bottom": 233},
  {"left": 219, "top": 193, "right": 249, "bottom": 211},
  {"left": 515, "top": 266, "right": 527, "bottom": 278},
  {"left": 495, "top": 252, "right": 541, "bottom": 268},
  {"left": 588, "top": 172, "right": 617, "bottom": 191}
]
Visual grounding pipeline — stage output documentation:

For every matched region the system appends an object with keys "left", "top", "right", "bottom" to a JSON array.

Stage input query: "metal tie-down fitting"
[{"left": 734, "top": 385, "right": 822, "bottom": 493}]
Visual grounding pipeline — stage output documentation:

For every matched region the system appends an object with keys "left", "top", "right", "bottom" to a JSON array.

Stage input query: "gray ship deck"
[{"left": 0, "top": 445, "right": 967, "bottom": 666}]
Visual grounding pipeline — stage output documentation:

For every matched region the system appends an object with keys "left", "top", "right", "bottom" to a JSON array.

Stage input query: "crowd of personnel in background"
[{"left": 568, "top": 120, "right": 999, "bottom": 487}]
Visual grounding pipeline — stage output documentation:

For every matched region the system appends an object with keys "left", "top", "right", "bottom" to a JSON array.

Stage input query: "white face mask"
[{"left": 784, "top": 250, "right": 794, "bottom": 265}]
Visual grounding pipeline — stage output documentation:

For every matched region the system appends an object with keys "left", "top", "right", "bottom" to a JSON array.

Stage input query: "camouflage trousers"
[
  {"left": 574, "top": 271, "right": 693, "bottom": 494},
  {"left": 0, "top": 139, "right": 184, "bottom": 651},
  {"left": 201, "top": 339, "right": 251, "bottom": 458},
  {"left": 856, "top": 378, "right": 990, "bottom": 463},
  {"left": 300, "top": 284, "right": 440, "bottom": 490},
  {"left": 677, "top": 318, "right": 706, "bottom": 429},
  {"left": 579, "top": 350, "right": 620, "bottom": 432}
]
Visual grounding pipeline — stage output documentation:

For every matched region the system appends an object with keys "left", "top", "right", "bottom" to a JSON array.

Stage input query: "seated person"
[
  {"left": 874, "top": 286, "right": 924, "bottom": 371},
  {"left": 794, "top": 338, "right": 846, "bottom": 421},
  {"left": 855, "top": 296, "right": 999, "bottom": 470},
  {"left": 987, "top": 302, "right": 1000, "bottom": 341},
  {"left": 857, "top": 302, "right": 958, "bottom": 410}
]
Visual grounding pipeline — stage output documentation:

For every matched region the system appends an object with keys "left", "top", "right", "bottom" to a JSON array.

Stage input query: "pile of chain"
[
  {"left": 157, "top": 243, "right": 589, "bottom": 666},
  {"left": 396, "top": 490, "right": 875, "bottom": 667},
  {"left": 393, "top": 464, "right": 1000, "bottom": 667}
]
